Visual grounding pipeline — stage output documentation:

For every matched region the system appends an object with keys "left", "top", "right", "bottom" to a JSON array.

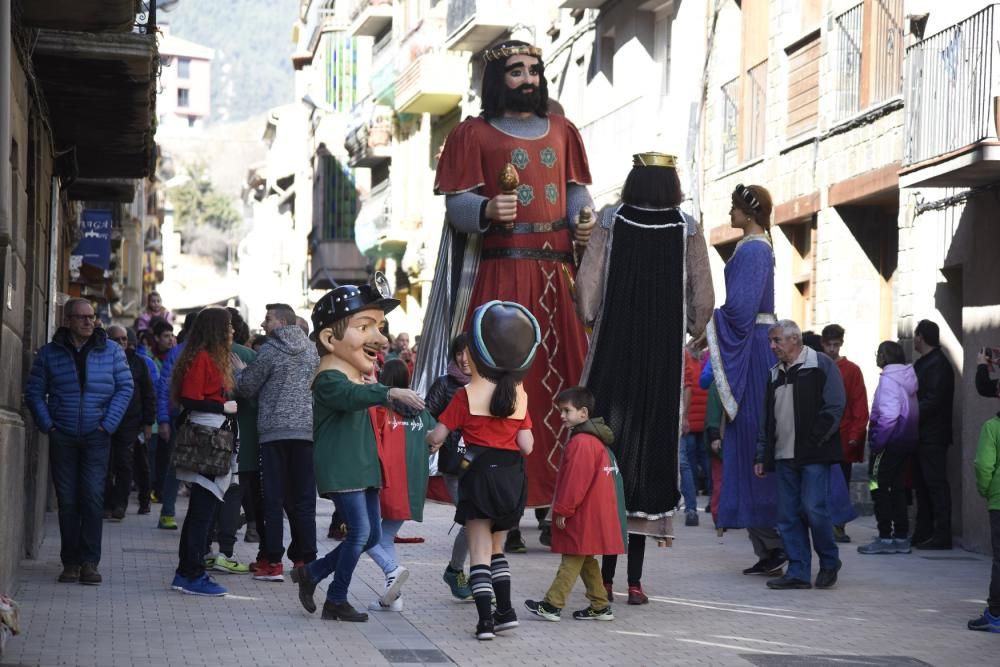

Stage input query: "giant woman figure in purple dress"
[{"left": 706, "top": 184, "right": 786, "bottom": 574}]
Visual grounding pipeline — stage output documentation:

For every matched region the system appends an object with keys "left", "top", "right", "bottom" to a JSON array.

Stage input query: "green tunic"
[
  {"left": 232, "top": 343, "right": 260, "bottom": 473},
  {"left": 312, "top": 369, "right": 391, "bottom": 495},
  {"left": 402, "top": 409, "right": 436, "bottom": 522}
]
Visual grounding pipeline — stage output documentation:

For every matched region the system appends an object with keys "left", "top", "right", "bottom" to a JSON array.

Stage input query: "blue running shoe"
[
  {"left": 176, "top": 573, "right": 226, "bottom": 597},
  {"left": 968, "top": 608, "right": 1000, "bottom": 632}
]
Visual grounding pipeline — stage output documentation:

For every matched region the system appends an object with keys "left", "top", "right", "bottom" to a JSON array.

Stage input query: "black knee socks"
[
  {"left": 469, "top": 564, "right": 493, "bottom": 621},
  {"left": 491, "top": 553, "right": 511, "bottom": 613}
]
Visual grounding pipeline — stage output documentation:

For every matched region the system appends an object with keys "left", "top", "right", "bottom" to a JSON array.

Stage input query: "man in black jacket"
[
  {"left": 104, "top": 325, "right": 156, "bottom": 520},
  {"left": 912, "top": 319, "right": 955, "bottom": 549},
  {"left": 755, "top": 320, "right": 845, "bottom": 590}
]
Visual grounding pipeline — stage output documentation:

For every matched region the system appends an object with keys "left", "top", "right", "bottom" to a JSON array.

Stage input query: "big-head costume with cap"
[
  {"left": 415, "top": 40, "right": 594, "bottom": 507},
  {"left": 576, "top": 153, "right": 714, "bottom": 537},
  {"left": 309, "top": 273, "right": 402, "bottom": 496}
]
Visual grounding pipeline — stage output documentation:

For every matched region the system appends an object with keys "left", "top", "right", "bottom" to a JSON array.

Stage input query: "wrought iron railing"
[
  {"left": 834, "top": 3, "right": 863, "bottom": 121},
  {"left": 134, "top": 0, "right": 156, "bottom": 34},
  {"left": 746, "top": 60, "right": 767, "bottom": 160},
  {"left": 721, "top": 77, "right": 739, "bottom": 171},
  {"left": 904, "top": 4, "right": 1000, "bottom": 166},
  {"left": 869, "top": 0, "right": 905, "bottom": 105}
]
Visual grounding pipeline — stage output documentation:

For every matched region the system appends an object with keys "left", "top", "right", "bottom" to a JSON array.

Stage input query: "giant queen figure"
[{"left": 415, "top": 40, "right": 595, "bottom": 508}]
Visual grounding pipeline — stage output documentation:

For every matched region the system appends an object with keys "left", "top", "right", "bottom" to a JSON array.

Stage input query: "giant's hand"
[
  {"left": 389, "top": 387, "right": 425, "bottom": 411},
  {"left": 573, "top": 206, "right": 595, "bottom": 247},
  {"left": 485, "top": 193, "right": 518, "bottom": 224}
]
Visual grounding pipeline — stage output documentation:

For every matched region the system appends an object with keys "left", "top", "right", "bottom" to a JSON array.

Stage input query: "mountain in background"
[{"left": 161, "top": 0, "right": 297, "bottom": 124}]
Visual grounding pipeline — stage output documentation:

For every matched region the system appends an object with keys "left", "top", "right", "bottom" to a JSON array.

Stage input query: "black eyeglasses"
[{"left": 734, "top": 183, "right": 762, "bottom": 211}]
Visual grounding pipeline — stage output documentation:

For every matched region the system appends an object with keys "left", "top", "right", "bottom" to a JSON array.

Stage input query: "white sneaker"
[
  {"left": 381, "top": 565, "right": 409, "bottom": 605},
  {"left": 368, "top": 595, "right": 404, "bottom": 612}
]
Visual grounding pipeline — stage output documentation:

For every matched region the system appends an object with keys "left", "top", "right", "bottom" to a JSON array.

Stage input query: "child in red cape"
[{"left": 525, "top": 386, "right": 626, "bottom": 622}]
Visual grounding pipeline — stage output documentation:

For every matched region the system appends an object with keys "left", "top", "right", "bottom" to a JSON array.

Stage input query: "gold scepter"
[{"left": 499, "top": 163, "right": 519, "bottom": 231}]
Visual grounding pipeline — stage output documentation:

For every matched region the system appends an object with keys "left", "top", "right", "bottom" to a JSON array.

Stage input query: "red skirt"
[{"left": 465, "top": 253, "right": 588, "bottom": 506}]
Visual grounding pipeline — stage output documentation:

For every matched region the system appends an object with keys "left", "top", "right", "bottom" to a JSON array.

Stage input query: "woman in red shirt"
[
  {"left": 168, "top": 307, "right": 238, "bottom": 597},
  {"left": 427, "top": 301, "right": 540, "bottom": 641}
]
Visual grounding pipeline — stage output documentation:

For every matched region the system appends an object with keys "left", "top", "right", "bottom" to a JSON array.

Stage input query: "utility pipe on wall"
[{"left": 0, "top": 0, "right": 10, "bottom": 245}]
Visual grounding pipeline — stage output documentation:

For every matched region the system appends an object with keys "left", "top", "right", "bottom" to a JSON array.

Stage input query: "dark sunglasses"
[{"left": 734, "top": 183, "right": 761, "bottom": 211}]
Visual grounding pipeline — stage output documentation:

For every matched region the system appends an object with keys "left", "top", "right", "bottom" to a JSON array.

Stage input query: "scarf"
[{"left": 447, "top": 360, "right": 471, "bottom": 386}]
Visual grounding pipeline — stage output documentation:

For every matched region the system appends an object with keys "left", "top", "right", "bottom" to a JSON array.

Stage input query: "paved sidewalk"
[{"left": 3, "top": 494, "right": 998, "bottom": 666}]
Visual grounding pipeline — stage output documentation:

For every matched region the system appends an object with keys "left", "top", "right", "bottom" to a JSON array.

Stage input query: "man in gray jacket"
[{"left": 237, "top": 303, "right": 320, "bottom": 582}]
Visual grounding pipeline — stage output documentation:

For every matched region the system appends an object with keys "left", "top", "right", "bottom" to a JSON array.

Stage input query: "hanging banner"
[{"left": 71, "top": 209, "right": 113, "bottom": 271}]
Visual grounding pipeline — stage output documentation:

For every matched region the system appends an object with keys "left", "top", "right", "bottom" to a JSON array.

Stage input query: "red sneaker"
[
  {"left": 248, "top": 558, "right": 266, "bottom": 574},
  {"left": 627, "top": 585, "right": 649, "bottom": 605},
  {"left": 252, "top": 562, "right": 284, "bottom": 582},
  {"left": 393, "top": 536, "right": 425, "bottom": 544}
]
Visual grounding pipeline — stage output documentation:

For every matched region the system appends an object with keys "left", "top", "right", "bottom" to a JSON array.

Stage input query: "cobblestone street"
[{"left": 2, "top": 496, "right": 997, "bottom": 666}]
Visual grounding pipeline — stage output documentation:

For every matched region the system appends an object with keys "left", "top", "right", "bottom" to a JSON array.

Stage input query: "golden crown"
[
  {"left": 483, "top": 44, "right": 543, "bottom": 63},
  {"left": 632, "top": 152, "right": 677, "bottom": 168}
]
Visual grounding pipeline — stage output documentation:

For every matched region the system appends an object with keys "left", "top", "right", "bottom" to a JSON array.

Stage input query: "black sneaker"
[
  {"left": 79, "top": 562, "right": 102, "bottom": 585},
  {"left": 505, "top": 529, "right": 527, "bottom": 554},
  {"left": 58, "top": 564, "right": 80, "bottom": 583},
  {"left": 137, "top": 501, "right": 151, "bottom": 515},
  {"left": 290, "top": 565, "right": 317, "bottom": 613},
  {"left": 572, "top": 605, "right": 614, "bottom": 621},
  {"left": 766, "top": 575, "right": 811, "bottom": 590},
  {"left": 814, "top": 560, "right": 842, "bottom": 589},
  {"left": 742, "top": 556, "right": 784, "bottom": 576},
  {"left": 493, "top": 607, "right": 519, "bottom": 632},
  {"left": 524, "top": 599, "right": 561, "bottom": 622},
  {"left": 685, "top": 511, "right": 699, "bottom": 527},
  {"left": 111, "top": 507, "right": 126, "bottom": 521},
  {"left": 321, "top": 601, "right": 368, "bottom": 622},
  {"left": 539, "top": 524, "right": 552, "bottom": 547},
  {"left": 914, "top": 537, "right": 953, "bottom": 550},
  {"left": 475, "top": 619, "right": 496, "bottom": 640}
]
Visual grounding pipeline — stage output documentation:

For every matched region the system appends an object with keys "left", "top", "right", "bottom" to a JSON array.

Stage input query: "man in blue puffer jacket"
[{"left": 24, "top": 298, "right": 133, "bottom": 586}]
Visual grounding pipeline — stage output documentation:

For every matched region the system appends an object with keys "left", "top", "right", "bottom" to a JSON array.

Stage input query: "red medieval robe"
[
  {"left": 550, "top": 432, "right": 626, "bottom": 556},
  {"left": 434, "top": 114, "right": 592, "bottom": 506}
]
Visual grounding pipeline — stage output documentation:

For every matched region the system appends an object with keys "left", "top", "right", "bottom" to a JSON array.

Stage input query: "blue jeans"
[
  {"left": 367, "top": 519, "right": 404, "bottom": 575},
  {"left": 688, "top": 431, "right": 711, "bottom": 496},
  {"left": 776, "top": 461, "right": 839, "bottom": 581},
  {"left": 679, "top": 434, "right": 698, "bottom": 512},
  {"left": 309, "top": 489, "right": 381, "bottom": 603},
  {"left": 49, "top": 429, "right": 111, "bottom": 565},
  {"left": 160, "top": 462, "right": 179, "bottom": 517}
]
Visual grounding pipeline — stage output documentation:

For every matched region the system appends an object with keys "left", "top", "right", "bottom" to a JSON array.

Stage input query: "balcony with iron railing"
[
  {"left": 832, "top": 1, "right": 904, "bottom": 123},
  {"left": 350, "top": 0, "right": 393, "bottom": 38},
  {"left": 900, "top": 4, "right": 1000, "bottom": 187},
  {"left": 354, "top": 180, "right": 406, "bottom": 258},
  {"left": 446, "top": 0, "right": 517, "bottom": 52},
  {"left": 345, "top": 100, "right": 393, "bottom": 168}
]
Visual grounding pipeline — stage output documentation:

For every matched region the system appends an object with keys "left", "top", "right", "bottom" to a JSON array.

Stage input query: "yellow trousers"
[{"left": 543, "top": 554, "right": 609, "bottom": 610}]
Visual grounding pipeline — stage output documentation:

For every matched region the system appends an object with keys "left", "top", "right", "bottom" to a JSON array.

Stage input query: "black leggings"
[{"left": 601, "top": 534, "right": 646, "bottom": 587}]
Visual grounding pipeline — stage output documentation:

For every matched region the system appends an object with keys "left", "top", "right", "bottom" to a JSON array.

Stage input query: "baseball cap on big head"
[
  {"left": 471, "top": 300, "right": 541, "bottom": 373},
  {"left": 310, "top": 272, "right": 400, "bottom": 341}
]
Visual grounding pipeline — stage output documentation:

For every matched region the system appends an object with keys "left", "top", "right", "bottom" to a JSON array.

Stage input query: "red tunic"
[
  {"left": 436, "top": 388, "right": 532, "bottom": 452},
  {"left": 550, "top": 433, "right": 626, "bottom": 556},
  {"left": 435, "top": 114, "right": 592, "bottom": 506},
  {"left": 371, "top": 406, "right": 410, "bottom": 521},
  {"left": 837, "top": 357, "right": 869, "bottom": 463}
]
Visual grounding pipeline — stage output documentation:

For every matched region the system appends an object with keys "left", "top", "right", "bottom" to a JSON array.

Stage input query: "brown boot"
[
  {"left": 58, "top": 564, "right": 80, "bottom": 583},
  {"left": 79, "top": 562, "right": 102, "bottom": 585}
]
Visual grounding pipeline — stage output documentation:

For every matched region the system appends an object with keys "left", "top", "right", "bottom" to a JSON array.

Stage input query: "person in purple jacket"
[{"left": 858, "top": 341, "right": 919, "bottom": 555}]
